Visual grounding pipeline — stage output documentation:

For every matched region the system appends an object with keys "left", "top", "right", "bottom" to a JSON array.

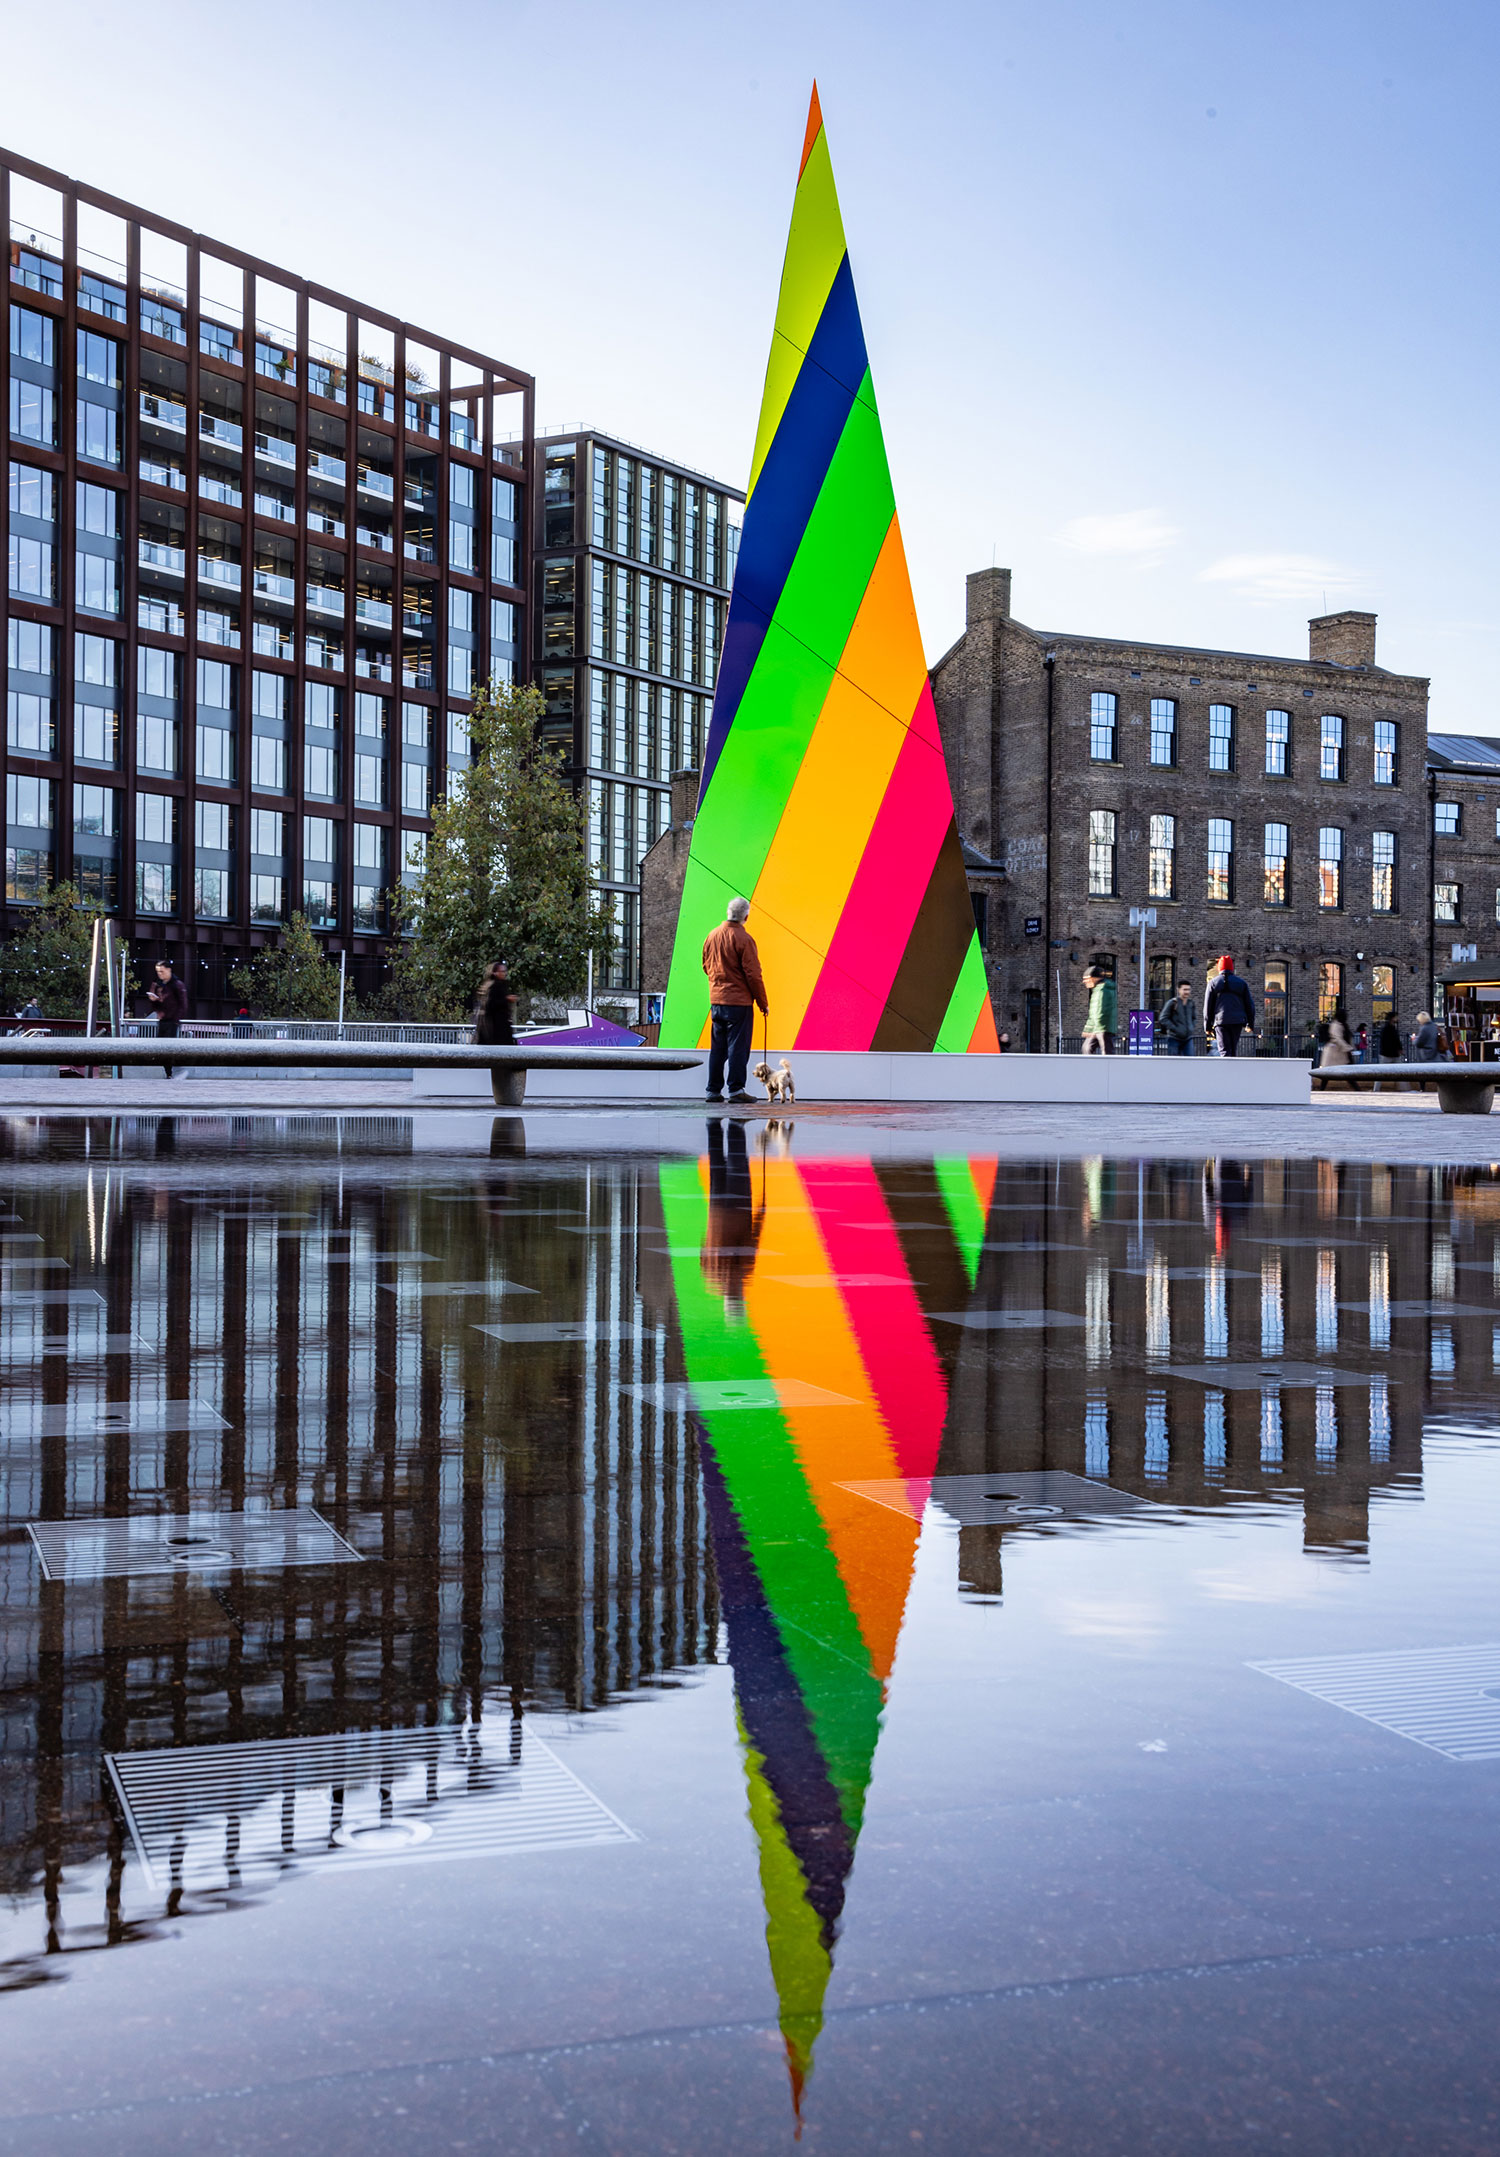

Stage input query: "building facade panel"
[{"left": 2, "top": 149, "right": 532, "bottom": 1012}]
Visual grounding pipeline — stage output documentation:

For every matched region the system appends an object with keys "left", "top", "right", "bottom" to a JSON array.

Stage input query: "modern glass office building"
[
  {"left": 532, "top": 432, "right": 740, "bottom": 1002},
  {"left": 2, "top": 149, "right": 531, "bottom": 1009}
]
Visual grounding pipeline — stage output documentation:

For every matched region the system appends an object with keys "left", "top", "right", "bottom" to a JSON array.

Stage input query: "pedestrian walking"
[
  {"left": 1412, "top": 1011, "right": 1442, "bottom": 1061},
  {"left": 1204, "top": 955, "right": 1256, "bottom": 1058},
  {"left": 1157, "top": 981, "right": 1197, "bottom": 1056},
  {"left": 1378, "top": 1015, "right": 1403, "bottom": 1062},
  {"left": 147, "top": 959, "right": 188, "bottom": 1078},
  {"left": 1319, "top": 1009, "right": 1354, "bottom": 1067},
  {"left": 701, "top": 896, "right": 768, "bottom": 1103},
  {"left": 1355, "top": 1022, "right": 1369, "bottom": 1062},
  {"left": 1080, "top": 967, "right": 1117, "bottom": 1055},
  {"left": 473, "top": 960, "right": 516, "bottom": 1045},
  {"left": 17, "top": 996, "right": 42, "bottom": 1022}
]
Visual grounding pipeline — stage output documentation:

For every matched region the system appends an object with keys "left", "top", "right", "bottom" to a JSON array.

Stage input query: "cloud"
[
  {"left": 1198, "top": 553, "right": 1358, "bottom": 604},
  {"left": 1055, "top": 509, "right": 1179, "bottom": 561}
]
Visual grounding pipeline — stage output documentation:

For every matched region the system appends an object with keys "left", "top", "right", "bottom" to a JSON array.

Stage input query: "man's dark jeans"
[
  {"left": 1216, "top": 1022, "right": 1246, "bottom": 1059},
  {"left": 708, "top": 1004, "right": 755, "bottom": 1096}
]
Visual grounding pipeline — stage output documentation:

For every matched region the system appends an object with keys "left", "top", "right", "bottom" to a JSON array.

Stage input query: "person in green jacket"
[{"left": 1081, "top": 967, "right": 1118, "bottom": 1054}]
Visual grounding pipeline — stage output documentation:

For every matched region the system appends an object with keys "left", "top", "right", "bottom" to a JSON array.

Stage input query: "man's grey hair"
[{"left": 726, "top": 896, "right": 750, "bottom": 922}]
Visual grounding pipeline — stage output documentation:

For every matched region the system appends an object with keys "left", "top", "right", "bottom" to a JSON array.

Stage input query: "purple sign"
[{"left": 1126, "top": 1009, "right": 1155, "bottom": 1056}]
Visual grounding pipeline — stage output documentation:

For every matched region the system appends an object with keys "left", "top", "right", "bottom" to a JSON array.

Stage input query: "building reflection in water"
[{"left": 0, "top": 1111, "right": 1495, "bottom": 2126}]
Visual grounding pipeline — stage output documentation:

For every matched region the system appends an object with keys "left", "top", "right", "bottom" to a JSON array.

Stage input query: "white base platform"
[{"left": 410, "top": 1050, "right": 1309, "bottom": 1109}]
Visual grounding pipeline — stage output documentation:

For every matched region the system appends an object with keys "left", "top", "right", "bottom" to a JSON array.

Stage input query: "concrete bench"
[
  {"left": 0, "top": 1035, "right": 701, "bottom": 1107},
  {"left": 1312, "top": 1062, "right": 1498, "bottom": 1115}
]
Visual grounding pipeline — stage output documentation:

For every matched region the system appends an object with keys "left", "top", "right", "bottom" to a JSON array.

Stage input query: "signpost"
[{"left": 1127, "top": 906, "right": 1157, "bottom": 1056}]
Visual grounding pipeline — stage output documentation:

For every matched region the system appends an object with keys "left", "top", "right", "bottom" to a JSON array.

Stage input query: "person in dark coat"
[
  {"left": 147, "top": 959, "right": 188, "bottom": 1077},
  {"left": 1204, "top": 955, "right": 1256, "bottom": 1057},
  {"left": 473, "top": 961, "right": 516, "bottom": 1045}
]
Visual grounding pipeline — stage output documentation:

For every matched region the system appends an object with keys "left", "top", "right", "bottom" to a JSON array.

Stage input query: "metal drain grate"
[
  {"left": 27, "top": 1505, "right": 362, "bottom": 1581},
  {"left": 1164, "top": 1361, "right": 1389, "bottom": 1389},
  {"left": 4, "top": 1396, "right": 227, "bottom": 1440},
  {"left": 1250, "top": 1644, "right": 1500, "bottom": 1761},
  {"left": 928, "top": 1308, "right": 1086, "bottom": 1330},
  {"left": 624, "top": 1377, "right": 858, "bottom": 1413},
  {"left": 474, "top": 1321, "right": 643, "bottom": 1345},
  {"left": 379, "top": 1277, "right": 536, "bottom": 1298},
  {"left": 838, "top": 1469, "right": 1156, "bottom": 1527},
  {"left": 108, "top": 1720, "right": 636, "bottom": 1889}
]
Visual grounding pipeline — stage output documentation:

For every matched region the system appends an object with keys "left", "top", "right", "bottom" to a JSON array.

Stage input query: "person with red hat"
[{"left": 1204, "top": 954, "right": 1256, "bottom": 1058}]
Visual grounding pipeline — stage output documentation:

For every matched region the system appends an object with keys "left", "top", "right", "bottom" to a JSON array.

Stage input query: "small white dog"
[{"left": 753, "top": 1058, "right": 796, "bottom": 1105}]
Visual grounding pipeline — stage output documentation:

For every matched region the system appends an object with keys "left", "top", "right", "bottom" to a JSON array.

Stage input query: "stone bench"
[
  {"left": 0, "top": 1035, "right": 701, "bottom": 1108},
  {"left": 1311, "top": 1062, "right": 1498, "bottom": 1115}
]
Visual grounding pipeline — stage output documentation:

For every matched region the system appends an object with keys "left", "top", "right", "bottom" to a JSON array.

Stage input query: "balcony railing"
[
  {"left": 140, "top": 294, "right": 187, "bottom": 344},
  {"left": 356, "top": 522, "right": 393, "bottom": 552},
  {"left": 254, "top": 430, "right": 295, "bottom": 467},
  {"left": 141, "top": 392, "right": 188, "bottom": 433},
  {"left": 198, "top": 556, "right": 242, "bottom": 589},
  {"left": 306, "top": 584, "right": 345, "bottom": 617},
  {"left": 199, "top": 476, "right": 242, "bottom": 507},
  {"left": 403, "top": 537, "right": 437, "bottom": 563},
  {"left": 253, "top": 569, "right": 295, "bottom": 604},
  {"left": 307, "top": 507, "right": 345, "bottom": 538},
  {"left": 355, "top": 596, "right": 393, "bottom": 628},
  {"left": 255, "top": 491, "right": 296, "bottom": 524},
  {"left": 357, "top": 466, "right": 395, "bottom": 500},
  {"left": 141, "top": 457, "right": 187, "bottom": 492},
  {"left": 308, "top": 450, "right": 346, "bottom": 484},
  {"left": 200, "top": 414, "right": 243, "bottom": 449},
  {"left": 138, "top": 540, "right": 186, "bottom": 576},
  {"left": 11, "top": 243, "right": 63, "bottom": 298},
  {"left": 79, "top": 272, "right": 127, "bottom": 323}
]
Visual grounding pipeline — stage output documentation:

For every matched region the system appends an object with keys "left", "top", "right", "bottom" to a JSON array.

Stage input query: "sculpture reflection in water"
[{"left": 662, "top": 1126, "right": 995, "bottom": 2115}]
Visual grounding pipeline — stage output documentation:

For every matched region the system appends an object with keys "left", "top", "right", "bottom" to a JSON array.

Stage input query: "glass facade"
[
  {"left": 536, "top": 433, "right": 741, "bottom": 998},
  {"left": 1, "top": 149, "right": 531, "bottom": 1010}
]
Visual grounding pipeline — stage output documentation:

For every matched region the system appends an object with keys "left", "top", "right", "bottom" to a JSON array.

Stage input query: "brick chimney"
[
  {"left": 966, "top": 567, "right": 1012, "bottom": 629},
  {"left": 669, "top": 767, "right": 700, "bottom": 827},
  {"left": 1309, "top": 611, "right": 1377, "bottom": 668}
]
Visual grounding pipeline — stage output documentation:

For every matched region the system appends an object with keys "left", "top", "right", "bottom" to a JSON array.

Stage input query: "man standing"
[
  {"left": 1157, "top": 980, "right": 1197, "bottom": 1056},
  {"left": 1204, "top": 955, "right": 1256, "bottom": 1058},
  {"left": 701, "top": 896, "right": 768, "bottom": 1103},
  {"left": 148, "top": 958, "right": 189, "bottom": 1078}
]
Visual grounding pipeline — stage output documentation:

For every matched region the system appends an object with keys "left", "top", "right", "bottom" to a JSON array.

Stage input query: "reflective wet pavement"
[{"left": 1, "top": 1112, "right": 1499, "bottom": 2152}]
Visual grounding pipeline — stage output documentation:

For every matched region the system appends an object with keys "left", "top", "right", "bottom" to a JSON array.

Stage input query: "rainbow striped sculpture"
[{"left": 660, "top": 88, "right": 998, "bottom": 1055}]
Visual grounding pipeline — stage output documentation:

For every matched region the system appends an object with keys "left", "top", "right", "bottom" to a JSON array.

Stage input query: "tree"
[
  {"left": 0, "top": 884, "right": 107, "bottom": 1018},
  {"left": 229, "top": 913, "right": 344, "bottom": 1020},
  {"left": 397, "top": 682, "right": 614, "bottom": 1012}
]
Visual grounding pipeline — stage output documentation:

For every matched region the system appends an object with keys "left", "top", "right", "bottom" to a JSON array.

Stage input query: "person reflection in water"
[{"left": 702, "top": 1117, "right": 763, "bottom": 1315}]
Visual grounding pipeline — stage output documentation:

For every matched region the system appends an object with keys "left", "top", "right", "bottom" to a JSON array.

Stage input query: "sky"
[{"left": 5, "top": 0, "right": 1498, "bottom": 728}]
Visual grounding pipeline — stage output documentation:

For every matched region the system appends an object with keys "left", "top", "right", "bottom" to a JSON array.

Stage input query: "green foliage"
[
  {"left": 228, "top": 913, "right": 344, "bottom": 1020},
  {"left": 356, "top": 945, "right": 466, "bottom": 1024},
  {"left": 402, "top": 681, "right": 614, "bottom": 1010},
  {"left": 0, "top": 884, "right": 107, "bottom": 1018}
]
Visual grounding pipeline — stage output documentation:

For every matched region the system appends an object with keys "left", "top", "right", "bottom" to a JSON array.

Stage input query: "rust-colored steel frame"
[{"left": 1, "top": 146, "right": 533, "bottom": 1010}]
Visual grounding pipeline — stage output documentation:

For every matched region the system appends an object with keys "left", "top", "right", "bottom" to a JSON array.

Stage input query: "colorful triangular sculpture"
[{"left": 660, "top": 87, "right": 999, "bottom": 1054}]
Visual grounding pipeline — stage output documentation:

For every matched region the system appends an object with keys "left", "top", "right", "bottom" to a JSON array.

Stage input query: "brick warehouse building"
[
  {"left": 3, "top": 148, "right": 531, "bottom": 1012},
  {"left": 931, "top": 568, "right": 1432, "bottom": 1051}
]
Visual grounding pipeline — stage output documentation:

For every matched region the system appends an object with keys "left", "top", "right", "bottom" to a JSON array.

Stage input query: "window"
[
  {"left": 251, "top": 736, "right": 285, "bottom": 791},
  {"left": 76, "top": 633, "right": 117, "bottom": 686},
  {"left": 1319, "top": 961, "right": 1343, "bottom": 1021},
  {"left": 1318, "top": 826, "right": 1343, "bottom": 909},
  {"left": 1372, "top": 830, "right": 1396, "bottom": 913},
  {"left": 354, "top": 753, "right": 386, "bottom": 806},
  {"left": 351, "top": 886, "right": 383, "bottom": 929},
  {"left": 1434, "top": 799, "right": 1461, "bottom": 836},
  {"left": 448, "top": 522, "right": 475, "bottom": 573},
  {"left": 1147, "top": 955, "right": 1176, "bottom": 1013},
  {"left": 1263, "top": 822, "right": 1289, "bottom": 906},
  {"left": 138, "top": 647, "right": 180, "bottom": 702},
  {"left": 353, "top": 823, "right": 385, "bottom": 871},
  {"left": 136, "top": 716, "right": 179, "bottom": 773},
  {"left": 1207, "top": 818, "right": 1233, "bottom": 903},
  {"left": 196, "top": 800, "right": 232, "bottom": 850},
  {"left": 1264, "top": 708, "right": 1290, "bottom": 776},
  {"left": 8, "top": 536, "right": 54, "bottom": 600},
  {"left": 6, "top": 849, "right": 50, "bottom": 902},
  {"left": 1089, "top": 693, "right": 1116, "bottom": 762},
  {"left": 304, "top": 816, "right": 338, "bottom": 864},
  {"left": 9, "top": 379, "right": 56, "bottom": 447},
  {"left": 1320, "top": 714, "right": 1345, "bottom": 781},
  {"left": 354, "top": 692, "right": 387, "bottom": 739},
  {"left": 77, "top": 402, "right": 119, "bottom": 467},
  {"left": 7, "top": 776, "right": 53, "bottom": 828},
  {"left": 135, "top": 863, "right": 175, "bottom": 914},
  {"left": 1147, "top": 813, "right": 1175, "bottom": 899},
  {"left": 1149, "top": 698, "right": 1176, "bottom": 766},
  {"left": 252, "top": 670, "right": 289, "bottom": 721},
  {"left": 447, "top": 645, "right": 474, "bottom": 696},
  {"left": 8, "top": 463, "right": 53, "bottom": 522},
  {"left": 402, "top": 762, "right": 431, "bottom": 815},
  {"left": 1208, "top": 704, "right": 1235, "bottom": 772},
  {"left": 1434, "top": 881, "right": 1460, "bottom": 923},
  {"left": 1088, "top": 809, "right": 1116, "bottom": 895},
  {"left": 7, "top": 692, "right": 55, "bottom": 756},
  {"left": 9, "top": 619, "right": 53, "bottom": 674},
  {"left": 1373, "top": 720, "right": 1398, "bottom": 786},
  {"left": 76, "top": 859, "right": 117, "bottom": 909},
  {"left": 196, "top": 724, "right": 234, "bottom": 783},
  {"left": 305, "top": 745, "right": 338, "bottom": 796},
  {"left": 250, "top": 874, "right": 283, "bottom": 921},
  {"left": 136, "top": 793, "right": 176, "bottom": 844},
  {"left": 77, "top": 553, "right": 119, "bottom": 616},
  {"left": 74, "top": 703, "right": 117, "bottom": 764},
  {"left": 195, "top": 867, "right": 231, "bottom": 916},
  {"left": 77, "top": 482, "right": 120, "bottom": 536},
  {"left": 402, "top": 703, "right": 430, "bottom": 748},
  {"left": 302, "top": 879, "right": 336, "bottom": 926},
  {"left": 1371, "top": 964, "right": 1395, "bottom": 1023},
  {"left": 10, "top": 305, "right": 54, "bottom": 365},
  {"left": 77, "top": 330, "right": 121, "bottom": 387},
  {"left": 251, "top": 809, "right": 284, "bottom": 857},
  {"left": 72, "top": 785, "right": 116, "bottom": 836}
]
